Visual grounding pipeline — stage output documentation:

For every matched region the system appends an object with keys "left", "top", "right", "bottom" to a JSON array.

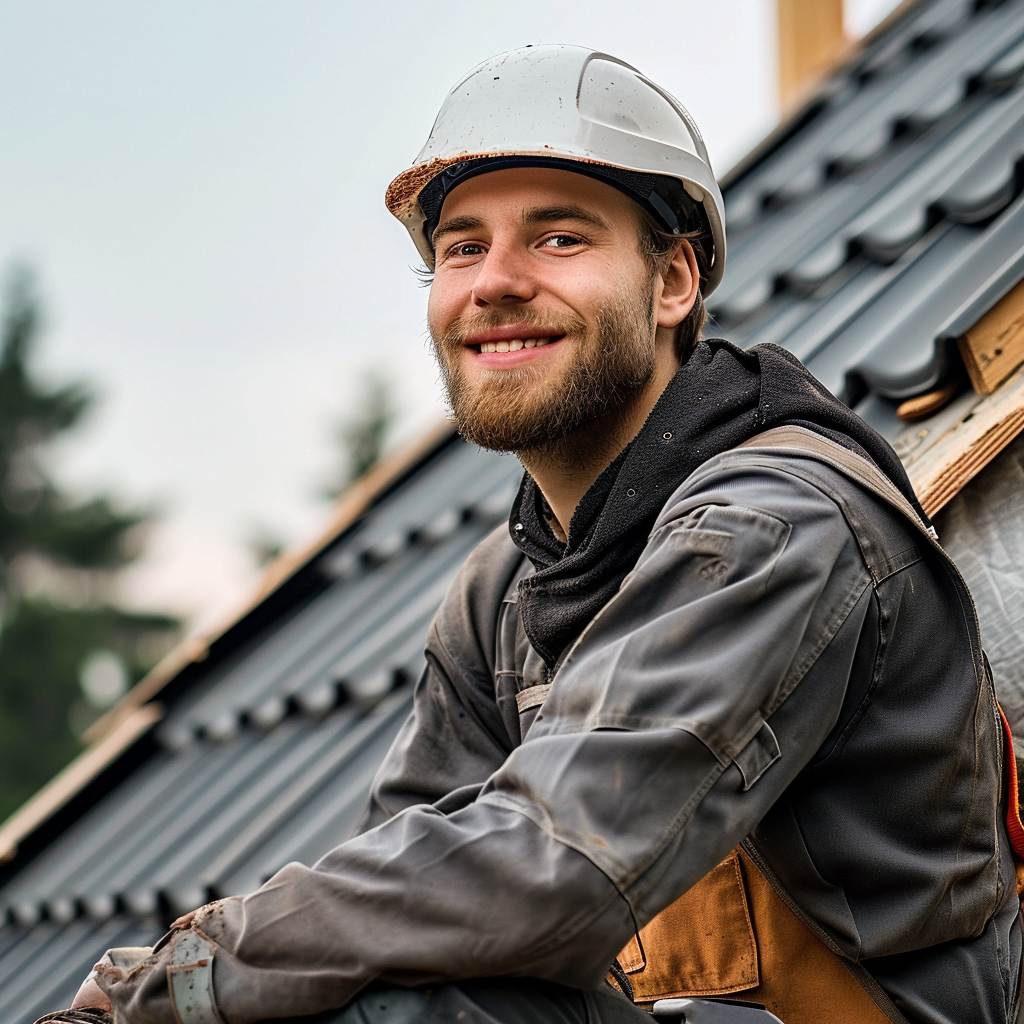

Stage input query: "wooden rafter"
[{"left": 777, "top": 0, "right": 847, "bottom": 112}]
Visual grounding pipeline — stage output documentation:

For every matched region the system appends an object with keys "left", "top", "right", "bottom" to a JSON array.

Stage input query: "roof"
[
  {"left": 714, "top": 0, "right": 1024, "bottom": 422},
  {"left": 0, "top": 430, "right": 523, "bottom": 1022},
  {"left": 5, "top": 1, "right": 1024, "bottom": 1019}
]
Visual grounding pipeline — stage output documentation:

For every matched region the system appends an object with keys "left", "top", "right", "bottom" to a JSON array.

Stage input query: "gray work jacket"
[{"left": 98, "top": 448, "right": 1021, "bottom": 1024}]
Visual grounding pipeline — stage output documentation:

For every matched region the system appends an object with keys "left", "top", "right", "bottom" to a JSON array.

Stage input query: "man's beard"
[{"left": 431, "top": 287, "right": 658, "bottom": 459}]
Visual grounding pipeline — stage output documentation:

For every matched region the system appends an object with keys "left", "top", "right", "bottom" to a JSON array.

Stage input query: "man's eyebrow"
[
  {"left": 431, "top": 205, "right": 612, "bottom": 246},
  {"left": 522, "top": 205, "right": 612, "bottom": 232},
  {"left": 432, "top": 215, "right": 482, "bottom": 245}
]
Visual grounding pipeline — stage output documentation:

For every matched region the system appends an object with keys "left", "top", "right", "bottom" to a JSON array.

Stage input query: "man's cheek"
[{"left": 426, "top": 286, "right": 462, "bottom": 341}]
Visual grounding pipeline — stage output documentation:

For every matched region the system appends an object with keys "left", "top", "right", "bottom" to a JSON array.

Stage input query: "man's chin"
[
  {"left": 446, "top": 375, "right": 568, "bottom": 452},
  {"left": 461, "top": 356, "right": 562, "bottom": 392},
  {"left": 453, "top": 414, "right": 557, "bottom": 454}
]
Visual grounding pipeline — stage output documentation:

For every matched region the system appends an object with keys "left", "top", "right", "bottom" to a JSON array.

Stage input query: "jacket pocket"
[{"left": 617, "top": 848, "right": 759, "bottom": 1001}]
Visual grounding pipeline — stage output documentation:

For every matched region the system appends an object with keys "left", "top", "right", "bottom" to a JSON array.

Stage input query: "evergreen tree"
[
  {"left": 323, "top": 371, "right": 396, "bottom": 499},
  {"left": 0, "top": 268, "right": 179, "bottom": 821}
]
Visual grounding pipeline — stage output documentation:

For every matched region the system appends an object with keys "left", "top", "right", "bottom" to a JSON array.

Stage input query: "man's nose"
[{"left": 470, "top": 243, "right": 538, "bottom": 308}]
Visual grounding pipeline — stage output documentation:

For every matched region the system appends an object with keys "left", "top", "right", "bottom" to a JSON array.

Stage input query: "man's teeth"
[{"left": 478, "top": 338, "right": 551, "bottom": 353}]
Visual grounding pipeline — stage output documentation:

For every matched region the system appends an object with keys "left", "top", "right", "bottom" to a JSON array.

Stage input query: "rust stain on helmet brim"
[{"left": 386, "top": 151, "right": 576, "bottom": 220}]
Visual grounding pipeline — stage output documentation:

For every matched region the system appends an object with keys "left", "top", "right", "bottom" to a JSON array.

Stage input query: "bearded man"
[{"left": 71, "top": 46, "right": 1021, "bottom": 1024}]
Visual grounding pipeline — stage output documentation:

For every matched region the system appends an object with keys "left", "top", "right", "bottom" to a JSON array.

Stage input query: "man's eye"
[
  {"left": 543, "top": 234, "right": 585, "bottom": 249},
  {"left": 452, "top": 242, "right": 484, "bottom": 257}
]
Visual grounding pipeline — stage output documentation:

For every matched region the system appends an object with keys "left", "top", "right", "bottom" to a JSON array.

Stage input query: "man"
[{"left": 73, "top": 46, "right": 1020, "bottom": 1024}]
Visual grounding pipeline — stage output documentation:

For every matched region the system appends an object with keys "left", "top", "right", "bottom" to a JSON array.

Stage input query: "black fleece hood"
[{"left": 509, "top": 338, "right": 925, "bottom": 669}]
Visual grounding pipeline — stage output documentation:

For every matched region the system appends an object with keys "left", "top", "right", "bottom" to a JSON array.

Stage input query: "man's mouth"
[
  {"left": 461, "top": 325, "right": 567, "bottom": 356},
  {"left": 474, "top": 337, "right": 557, "bottom": 353}
]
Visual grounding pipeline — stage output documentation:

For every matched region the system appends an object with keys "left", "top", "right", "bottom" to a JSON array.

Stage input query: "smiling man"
[
  {"left": 428, "top": 166, "right": 699, "bottom": 538},
  {"left": 73, "top": 45, "right": 1021, "bottom": 1024}
]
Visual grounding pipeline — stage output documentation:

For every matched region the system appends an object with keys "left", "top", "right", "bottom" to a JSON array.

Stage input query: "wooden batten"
[
  {"left": 958, "top": 277, "right": 1024, "bottom": 395},
  {"left": 777, "top": 0, "right": 847, "bottom": 111},
  {"left": 896, "top": 382, "right": 962, "bottom": 422},
  {"left": 905, "top": 363, "right": 1024, "bottom": 516}
]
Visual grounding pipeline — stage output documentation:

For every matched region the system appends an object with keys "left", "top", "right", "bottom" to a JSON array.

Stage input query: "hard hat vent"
[{"left": 578, "top": 59, "right": 698, "bottom": 155}]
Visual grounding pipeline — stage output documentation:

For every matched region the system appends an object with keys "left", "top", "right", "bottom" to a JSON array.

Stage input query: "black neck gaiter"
[{"left": 508, "top": 338, "right": 924, "bottom": 669}]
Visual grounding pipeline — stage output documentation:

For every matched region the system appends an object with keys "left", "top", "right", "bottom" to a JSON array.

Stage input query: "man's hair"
[{"left": 638, "top": 216, "right": 712, "bottom": 364}]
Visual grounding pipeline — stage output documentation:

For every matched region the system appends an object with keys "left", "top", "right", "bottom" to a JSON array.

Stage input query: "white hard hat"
[{"left": 386, "top": 44, "right": 726, "bottom": 294}]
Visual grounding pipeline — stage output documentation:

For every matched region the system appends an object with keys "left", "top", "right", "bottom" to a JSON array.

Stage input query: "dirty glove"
[
  {"left": 92, "top": 905, "right": 228, "bottom": 1024},
  {"left": 35, "top": 947, "right": 151, "bottom": 1024}
]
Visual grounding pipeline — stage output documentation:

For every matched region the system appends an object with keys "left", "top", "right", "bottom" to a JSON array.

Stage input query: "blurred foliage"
[
  {"left": 247, "top": 524, "right": 286, "bottom": 569},
  {"left": 0, "top": 267, "right": 180, "bottom": 822},
  {"left": 323, "top": 371, "right": 396, "bottom": 499}
]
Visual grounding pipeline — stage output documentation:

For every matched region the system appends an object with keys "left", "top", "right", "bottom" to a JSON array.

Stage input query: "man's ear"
[{"left": 656, "top": 239, "right": 700, "bottom": 329}]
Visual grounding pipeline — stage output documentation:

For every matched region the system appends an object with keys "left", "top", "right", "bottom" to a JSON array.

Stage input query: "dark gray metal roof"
[
  {"left": 5, "top": 1, "right": 1024, "bottom": 1017},
  {"left": 715, "top": 0, "right": 1024, "bottom": 427},
  {"left": 0, "top": 434, "right": 523, "bottom": 1018},
  {"left": 0, "top": 916, "right": 157, "bottom": 1024}
]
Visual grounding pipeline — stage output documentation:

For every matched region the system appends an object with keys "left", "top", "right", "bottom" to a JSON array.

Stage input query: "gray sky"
[{"left": 1, "top": 0, "right": 900, "bottom": 630}]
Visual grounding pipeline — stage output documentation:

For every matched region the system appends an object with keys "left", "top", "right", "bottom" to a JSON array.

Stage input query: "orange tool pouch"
[{"left": 615, "top": 848, "right": 894, "bottom": 1024}]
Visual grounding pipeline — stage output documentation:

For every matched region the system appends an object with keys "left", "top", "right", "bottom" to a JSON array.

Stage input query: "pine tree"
[
  {"left": 0, "top": 267, "right": 180, "bottom": 821},
  {"left": 322, "top": 370, "right": 396, "bottom": 500}
]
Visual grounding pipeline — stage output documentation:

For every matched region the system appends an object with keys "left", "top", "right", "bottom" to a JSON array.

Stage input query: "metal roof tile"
[
  {"left": 0, "top": 918, "right": 160, "bottom": 1024},
  {"left": 935, "top": 91, "right": 1024, "bottom": 221},
  {"left": 848, "top": 90, "right": 1023, "bottom": 259},
  {"left": 727, "top": 1, "right": 1024, "bottom": 218},
  {"left": 848, "top": 193, "right": 1024, "bottom": 396},
  {"left": 857, "top": 0, "right": 972, "bottom": 78},
  {"left": 803, "top": 224, "right": 969, "bottom": 398},
  {"left": 938, "top": 240, "right": 1024, "bottom": 339},
  {"left": 977, "top": 33, "right": 1024, "bottom": 89}
]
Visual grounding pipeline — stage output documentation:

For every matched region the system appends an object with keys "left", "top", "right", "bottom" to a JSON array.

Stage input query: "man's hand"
[{"left": 70, "top": 968, "right": 113, "bottom": 1013}]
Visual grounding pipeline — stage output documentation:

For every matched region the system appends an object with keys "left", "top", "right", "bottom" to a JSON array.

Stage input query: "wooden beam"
[
  {"left": 777, "top": 0, "right": 847, "bottom": 112},
  {"left": 905, "top": 362, "right": 1024, "bottom": 516},
  {"left": 958, "top": 276, "right": 1024, "bottom": 395}
]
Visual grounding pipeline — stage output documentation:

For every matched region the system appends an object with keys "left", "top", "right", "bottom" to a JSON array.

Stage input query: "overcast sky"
[{"left": 0, "top": 0, "right": 901, "bottom": 632}]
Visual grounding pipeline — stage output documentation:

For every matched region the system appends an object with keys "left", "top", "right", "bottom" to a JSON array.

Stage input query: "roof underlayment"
[{"left": 6, "top": 0, "right": 1024, "bottom": 1018}]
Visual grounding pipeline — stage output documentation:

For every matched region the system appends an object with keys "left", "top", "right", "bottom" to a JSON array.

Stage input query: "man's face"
[{"left": 426, "top": 167, "right": 663, "bottom": 454}]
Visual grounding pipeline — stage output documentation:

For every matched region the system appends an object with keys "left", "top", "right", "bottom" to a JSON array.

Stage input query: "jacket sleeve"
[
  {"left": 356, "top": 524, "right": 526, "bottom": 831},
  {"left": 98, "top": 457, "right": 876, "bottom": 1024}
]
